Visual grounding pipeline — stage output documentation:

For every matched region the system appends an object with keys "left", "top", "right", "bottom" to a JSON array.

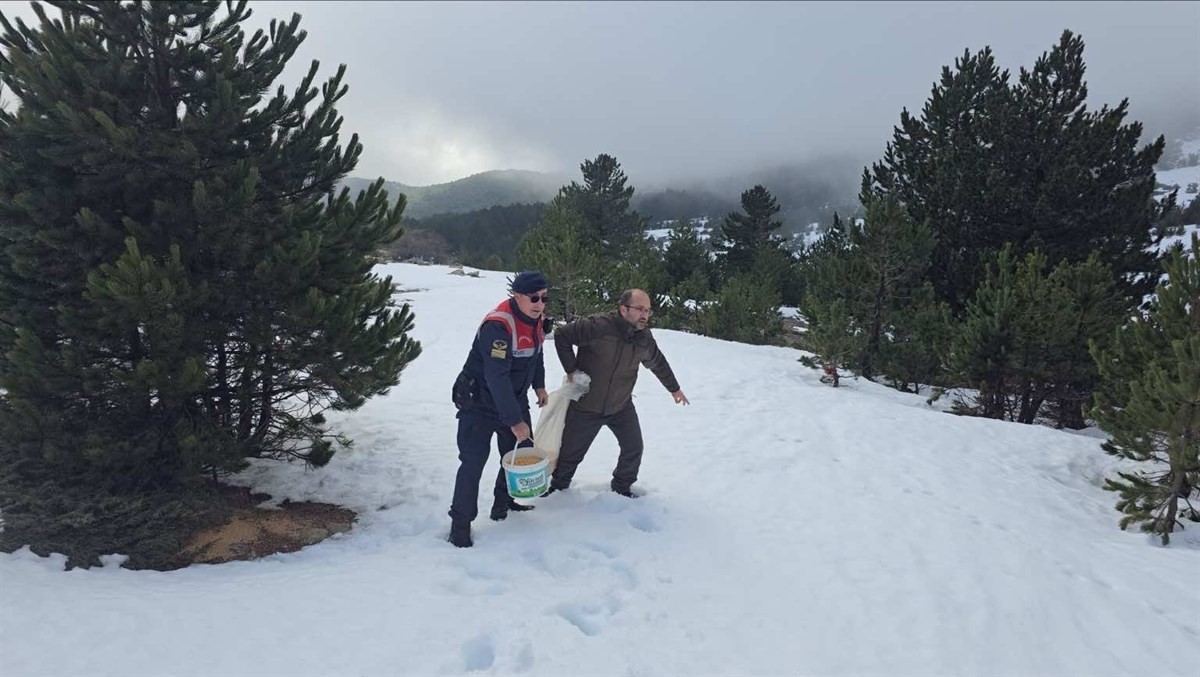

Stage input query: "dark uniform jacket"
[
  {"left": 456, "top": 299, "right": 546, "bottom": 426},
  {"left": 554, "top": 311, "right": 679, "bottom": 415}
]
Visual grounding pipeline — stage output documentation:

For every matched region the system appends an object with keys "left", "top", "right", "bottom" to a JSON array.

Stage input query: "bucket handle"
[{"left": 505, "top": 436, "right": 534, "bottom": 468}]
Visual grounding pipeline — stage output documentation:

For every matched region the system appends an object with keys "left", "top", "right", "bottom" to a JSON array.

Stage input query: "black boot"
[
  {"left": 490, "top": 497, "right": 535, "bottom": 521},
  {"left": 448, "top": 520, "right": 472, "bottom": 548},
  {"left": 611, "top": 486, "right": 639, "bottom": 499}
]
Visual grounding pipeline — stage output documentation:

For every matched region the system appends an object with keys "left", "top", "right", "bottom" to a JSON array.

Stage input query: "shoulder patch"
[{"left": 490, "top": 339, "right": 507, "bottom": 359}]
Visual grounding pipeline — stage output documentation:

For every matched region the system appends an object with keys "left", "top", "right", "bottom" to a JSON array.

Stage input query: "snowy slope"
[
  {"left": 1161, "top": 224, "right": 1200, "bottom": 254},
  {"left": 1157, "top": 165, "right": 1200, "bottom": 208},
  {"left": 2, "top": 263, "right": 1198, "bottom": 677}
]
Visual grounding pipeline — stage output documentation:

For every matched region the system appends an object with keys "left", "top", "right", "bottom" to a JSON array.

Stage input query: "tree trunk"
[
  {"left": 861, "top": 278, "right": 886, "bottom": 380},
  {"left": 982, "top": 376, "right": 1007, "bottom": 419},
  {"left": 1057, "top": 398, "right": 1087, "bottom": 430},
  {"left": 1017, "top": 383, "right": 1044, "bottom": 424},
  {"left": 251, "top": 346, "right": 273, "bottom": 446},
  {"left": 1162, "top": 470, "right": 1185, "bottom": 541},
  {"left": 129, "top": 327, "right": 151, "bottom": 416},
  {"left": 216, "top": 341, "right": 229, "bottom": 427},
  {"left": 236, "top": 343, "right": 257, "bottom": 442}
]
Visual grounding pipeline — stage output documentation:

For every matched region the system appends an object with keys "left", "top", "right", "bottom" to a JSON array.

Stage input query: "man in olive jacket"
[{"left": 545, "top": 289, "right": 689, "bottom": 498}]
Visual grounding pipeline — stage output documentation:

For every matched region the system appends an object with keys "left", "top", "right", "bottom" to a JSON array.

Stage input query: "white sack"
[{"left": 535, "top": 372, "right": 591, "bottom": 471}]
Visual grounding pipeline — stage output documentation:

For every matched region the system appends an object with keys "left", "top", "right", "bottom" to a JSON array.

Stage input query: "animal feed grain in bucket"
[{"left": 501, "top": 448, "right": 549, "bottom": 499}]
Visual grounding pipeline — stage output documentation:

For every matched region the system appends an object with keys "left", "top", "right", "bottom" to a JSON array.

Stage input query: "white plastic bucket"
[{"left": 501, "top": 447, "right": 549, "bottom": 499}]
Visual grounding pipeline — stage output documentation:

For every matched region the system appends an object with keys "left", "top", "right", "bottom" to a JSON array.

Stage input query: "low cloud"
[{"left": 2, "top": 0, "right": 1197, "bottom": 187}]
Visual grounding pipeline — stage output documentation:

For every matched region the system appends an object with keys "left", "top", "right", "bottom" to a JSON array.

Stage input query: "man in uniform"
[{"left": 448, "top": 271, "right": 550, "bottom": 547}]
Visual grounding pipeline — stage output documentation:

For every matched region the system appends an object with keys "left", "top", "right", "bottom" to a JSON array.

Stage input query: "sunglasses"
[{"left": 523, "top": 293, "right": 549, "bottom": 303}]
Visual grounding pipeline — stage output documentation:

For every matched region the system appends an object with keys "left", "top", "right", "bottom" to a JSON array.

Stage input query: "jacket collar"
[
  {"left": 508, "top": 298, "right": 539, "bottom": 327},
  {"left": 610, "top": 310, "right": 641, "bottom": 339}
]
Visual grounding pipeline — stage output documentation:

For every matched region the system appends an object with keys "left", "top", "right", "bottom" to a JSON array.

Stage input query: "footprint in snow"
[
  {"left": 582, "top": 541, "right": 619, "bottom": 559},
  {"left": 522, "top": 542, "right": 638, "bottom": 590},
  {"left": 554, "top": 596, "right": 623, "bottom": 637},
  {"left": 628, "top": 511, "right": 661, "bottom": 533},
  {"left": 511, "top": 640, "right": 535, "bottom": 672},
  {"left": 461, "top": 634, "right": 495, "bottom": 672},
  {"left": 441, "top": 561, "right": 513, "bottom": 596}
]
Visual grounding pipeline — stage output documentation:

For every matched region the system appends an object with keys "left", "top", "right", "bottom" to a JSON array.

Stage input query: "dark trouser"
[
  {"left": 550, "top": 403, "right": 643, "bottom": 493},
  {"left": 449, "top": 409, "right": 531, "bottom": 523}
]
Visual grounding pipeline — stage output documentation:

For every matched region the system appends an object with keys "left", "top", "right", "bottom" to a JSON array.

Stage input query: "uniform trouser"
[
  {"left": 550, "top": 402, "right": 643, "bottom": 493},
  {"left": 449, "top": 408, "right": 531, "bottom": 523}
]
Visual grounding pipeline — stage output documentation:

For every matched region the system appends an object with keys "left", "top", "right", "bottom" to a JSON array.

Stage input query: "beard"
[{"left": 620, "top": 310, "right": 647, "bottom": 330}]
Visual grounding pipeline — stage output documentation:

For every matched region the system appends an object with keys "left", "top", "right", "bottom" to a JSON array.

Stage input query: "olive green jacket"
[{"left": 553, "top": 312, "right": 680, "bottom": 415}]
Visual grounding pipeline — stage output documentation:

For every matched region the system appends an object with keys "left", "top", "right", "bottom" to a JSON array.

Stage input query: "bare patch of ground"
[
  {"left": 180, "top": 487, "right": 356, "bottom": 565},
  {"left": 780, "top": 317, "right": 808, "bottom": 348}
]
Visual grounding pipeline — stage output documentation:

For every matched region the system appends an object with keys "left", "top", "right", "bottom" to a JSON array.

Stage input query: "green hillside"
[{"left": 340, "top": 169, "right": 566, "bottom": 219}]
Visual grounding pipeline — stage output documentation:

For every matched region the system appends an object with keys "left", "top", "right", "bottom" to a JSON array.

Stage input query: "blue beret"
[{"left": 511, "top": 270, "right": 548, "bottom": 294}]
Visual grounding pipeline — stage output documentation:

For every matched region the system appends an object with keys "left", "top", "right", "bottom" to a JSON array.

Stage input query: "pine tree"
[
  {"left": 748, "top": 243, "right": 802, "bottom": 307},
  {"left": 875, "top": 287, "right": 953, "bottom": 394},
  {"left": 1002, "top": 31, "right": 1167, "bottom": 304},
  {"left": 865, "top": 31, "right": 1168, "bottom": 313},
  {"left": 717, "top": 185, "right": 785, "bottom": 278},
  {"left": 844, "top": 194, "right": 935, "bottom": 379},
  {"left": 797, "top": 219, "right": 865, "bottom": 382},
  {"left": 693, "top": 273, "right": 782, "bottom": 346},
  {"left": 1091, "top": 234, "right": 1200, "bottom": 544},
  {"left": 662, "top": 218, "right": 711, "bottom": 289},
  {"left": 1043, "top": 254, "right": 1129, "bottom": 428},
  {"left": 601, "top": 232, "right": 668, "bottom": 307},
  {"left": 517, "top": 196, "right": 606, "bottom": 321},
  {"left": 949, "top": 247, "right": 1072, "bottom": 422},
  {"left": 949, "top": 246, "right": 1125, "bottom": 425},
  {"left": 559, "top": 153, "right": 645, "bottom": 259},
  {"left": 794, "top": 197, "right": 936, "bottom": 386},
  {"left": 949, "top": 246, "right": 1020, "bottom": 419},
  {"left": 862, "top": 45, "right": 1011, "bottom": 313},
  {"left": 656, "top": 267, "right": 710, "bottom": 332},
  {"left": 0, "top": 1, "right": 420, "bottom": 563},
  {"left": 804, "top": 297, "right": 859, "bottom": 387},
  {"left": 1007, "top": 251, "right": 1077, "bottom": 424}
]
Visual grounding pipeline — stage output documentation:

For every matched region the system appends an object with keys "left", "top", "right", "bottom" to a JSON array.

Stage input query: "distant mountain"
[
  {"left": 340, "top": 169, "right": 568, "bottom": 219},
  {"left": 342, "top": 158, "right": 863, "bottom": 233}
]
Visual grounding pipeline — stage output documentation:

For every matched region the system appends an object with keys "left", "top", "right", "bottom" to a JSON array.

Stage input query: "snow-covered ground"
[
  {"left": 2, "top": 263, "right": 1198, "bottom": 677},
  {"left": 1157, "top": 165, "right": 1200, "bottom": 208},
  {"left": 645, "top": 221, "right": 713, "bottom": 243},
  {"left": 1161, "top": 223, "right": 1200, "bottom": 254}
]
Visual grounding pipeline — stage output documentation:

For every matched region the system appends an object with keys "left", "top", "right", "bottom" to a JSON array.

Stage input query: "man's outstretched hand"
[
  {"left": 672, "top": 389, "right": 689, "bottom": 405},
  {"left": 535, "top": 388, "right": 549, "bottom": 407}
]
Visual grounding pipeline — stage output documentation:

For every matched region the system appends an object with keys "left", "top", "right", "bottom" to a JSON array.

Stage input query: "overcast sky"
[{"left": 2, "top": 1, "right": 1198, "bottom": 186}]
